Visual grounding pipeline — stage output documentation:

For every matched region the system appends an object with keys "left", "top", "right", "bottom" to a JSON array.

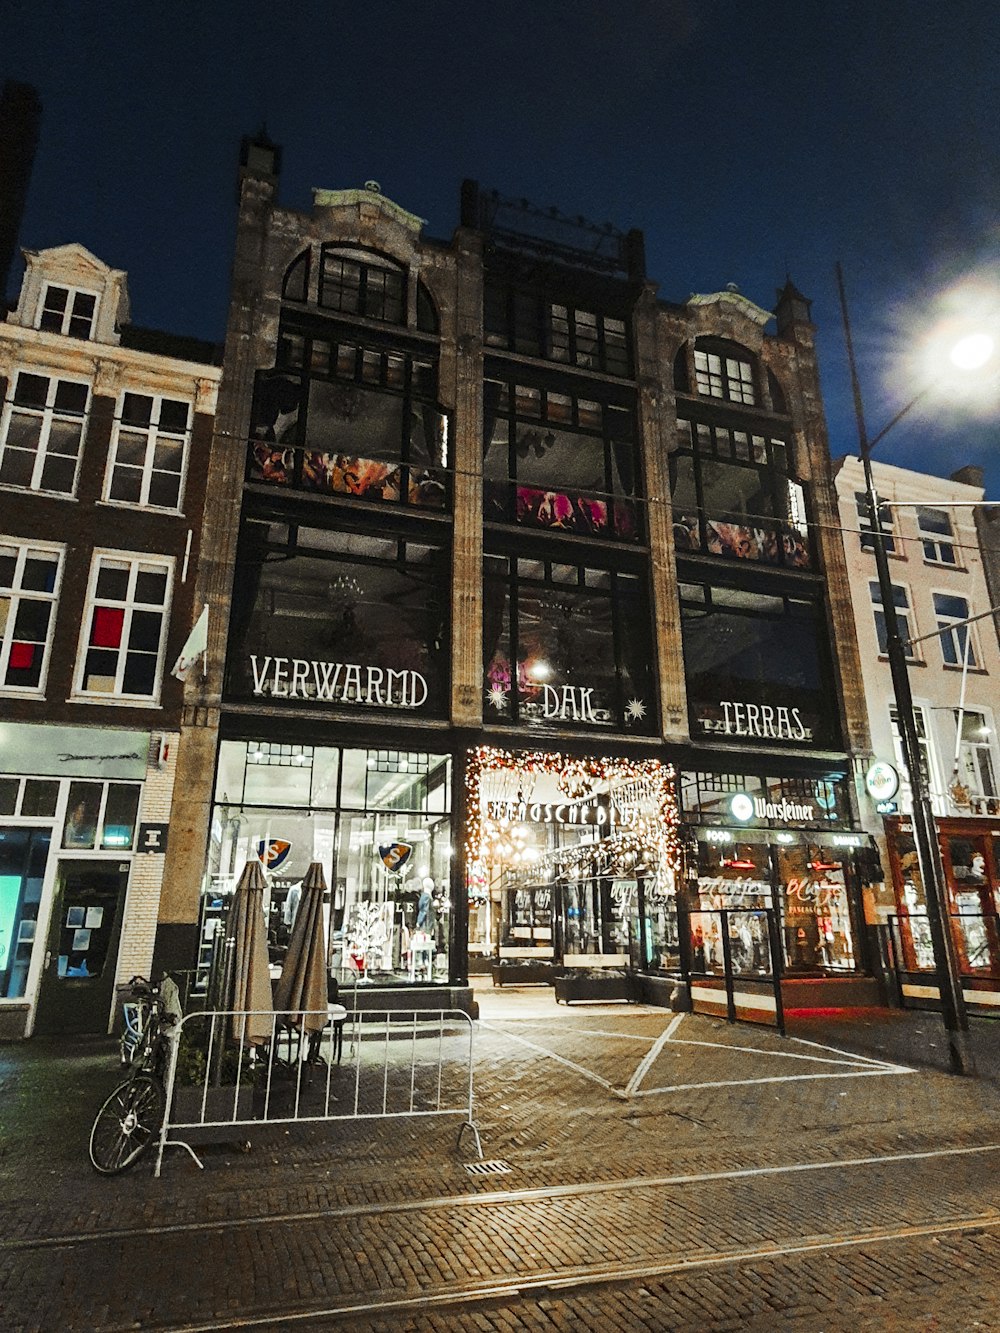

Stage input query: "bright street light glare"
[{"left": 950, "top": 333, "right": 994, "bottom": 371}]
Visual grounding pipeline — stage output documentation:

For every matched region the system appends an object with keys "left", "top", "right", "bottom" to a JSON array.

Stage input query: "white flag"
[{"left": 171, "top": 605, "right": 209, "bottom": 682}]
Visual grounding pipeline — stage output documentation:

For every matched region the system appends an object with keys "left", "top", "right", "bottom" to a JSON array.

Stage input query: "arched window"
[
  {"left": 693, "top": 338, "right": 757, "bottom": 406},
  {"left": 767, "top": 369, "right": 788, "bottom": 415},
  {"left": 318, "top": 246, "right": 405, "bottom": 323},
  {"left": 282, "top": 249, "right": 310, "bottom": 303},
  {"left": 416, "top": 280, "right": 438, "bottom": 333}
]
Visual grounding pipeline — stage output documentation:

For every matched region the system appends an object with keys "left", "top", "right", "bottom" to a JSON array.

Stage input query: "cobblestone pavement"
[{"left": 3, "top": 984, "right": 1000, "bottom": 1331}]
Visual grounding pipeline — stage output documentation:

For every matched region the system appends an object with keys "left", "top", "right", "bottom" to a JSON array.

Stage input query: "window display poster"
[
  {"left": 85, "top": 906, "right": 104, "bottom": 929},
  {"left": 66, "top": 906, "right": 85, "bottom": 928},
  {"left": 72, "top": 929, "right": 91, "bottom": 952}
]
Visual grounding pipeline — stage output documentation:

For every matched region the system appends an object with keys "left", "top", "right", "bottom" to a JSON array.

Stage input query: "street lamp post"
[{"left": 836, "top": 264, "right": 976, "bottom": 1075}]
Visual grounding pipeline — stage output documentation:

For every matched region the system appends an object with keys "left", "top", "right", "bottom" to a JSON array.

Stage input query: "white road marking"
[
  {"left": 629, "top": 1067, "right": 916, "bottom": 1094},
  {"left": 623, "top": 1014, "right": 685, "bottom": 1095},
  {"left": 478, "top": 1021, "right": 619, "bottom": 1092},
  {"left": 665, "top": 1035, "right": 890, "bottom": 1069}
]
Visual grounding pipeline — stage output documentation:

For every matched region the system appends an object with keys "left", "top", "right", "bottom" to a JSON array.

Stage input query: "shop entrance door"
[
  {"left": 33, "top": 860, "right": 130, "bottom": 1036},
  {"left": 942, "top": 831, "right": 1000, "bottom": 974}
]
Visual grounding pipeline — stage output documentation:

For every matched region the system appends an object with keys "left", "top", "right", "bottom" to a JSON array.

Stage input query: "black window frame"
[
  {"left": 671, "top": 415, "right": 811, "bottom": 568},
  {"left": 483, "top": 369, "right": 641, "bottom": 543},
  {"left": 483, "top": 281, "right": 633, "bottom": 377}
]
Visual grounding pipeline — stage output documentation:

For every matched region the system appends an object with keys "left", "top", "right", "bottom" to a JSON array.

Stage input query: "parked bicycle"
[{"left": 88, "top": 974, "right": 183, "bottom": 1175}]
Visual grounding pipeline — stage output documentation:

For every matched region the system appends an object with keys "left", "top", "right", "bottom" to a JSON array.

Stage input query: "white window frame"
[
  {"left": 933, "top": 591, "right": 977, "bottom": 668},
  {"left": 870, "top": 580, "right": 918, "bottom": 660},
  {"left": 918, "top": 506, "right": 958, "bottom": 566},
  {"left": 889, "top": 703, "right": 943, "bottom": 813},
  {"left": 955, "top": 709, "right": 998, "bottom": 804},
  {"left": 104, "top": 392, "right": 192, "bottom": 512},
  {"left": 855, "top": 490, "right": 896, "bottom": 554},
  {"left": 694, "top": 349, "right": 756, "bottom": 405},
  {"left": 73, "top": 550, "right": 174, "bottom": 704},
  {"left": 0, "top": 538, "right": 64, "bottom": 695},
  {"left": 0, "top": 371, "right": 90, "bottom": 495},
  {"left": 37, "top": 283, "right": 100, "bottom": 339}
]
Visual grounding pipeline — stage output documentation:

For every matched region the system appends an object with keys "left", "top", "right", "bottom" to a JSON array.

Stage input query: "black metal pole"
[{"left": 836, "top": 264, "right": 974, "bottom": 1075}]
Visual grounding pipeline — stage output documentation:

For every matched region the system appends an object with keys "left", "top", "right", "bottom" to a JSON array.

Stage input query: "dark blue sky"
[{"left": 5, "top": 0, "right": 999, "bottom": 494}]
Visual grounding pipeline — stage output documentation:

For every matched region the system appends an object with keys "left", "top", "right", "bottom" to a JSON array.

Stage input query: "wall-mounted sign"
[
  {"left": 875, "top": 800, "right": 898, "bottom": 815},
  {"left": 730, "top": 792, "right": 816, "bottom": 824},
  {"left": 137, "top": 823, "right": 169, "bottom": 855},
  {"left": 865, "top": 760, "right": 900, "bottom": 804},
  {"left": 486, "top": 796, "right": 638, "bottom": 829},
  {"left": 699, "top": 701, "right": 811, "bottom": 742},
  {"left": 249, "top": 656, "right": 428, "bottom": 709}
]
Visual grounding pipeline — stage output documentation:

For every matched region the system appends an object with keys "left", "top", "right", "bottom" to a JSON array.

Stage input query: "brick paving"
[{"left": 3, "top": 986, "right": 1000, "bottom": 1330}]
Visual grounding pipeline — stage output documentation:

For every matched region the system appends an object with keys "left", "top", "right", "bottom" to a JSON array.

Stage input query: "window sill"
[
  {"left": 67, "top": 695, "right": 163, "bottom": 709},
  {"left": 0, "top": 687, "right": 47, "bottom": 699},
  {"left": 877, "top": 654, "right": 926, "bottom": 667},
  {"left": 942, "top": 664, "right": 988, "bottom": 674},
  {"left": 0, "top": 483, "right": 78, "bottom": 501},
  {"left": 97, "top": 500, "right": 186, "bottom": 518}
]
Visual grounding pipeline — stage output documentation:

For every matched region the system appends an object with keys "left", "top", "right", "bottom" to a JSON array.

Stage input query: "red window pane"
[
  {"left": 91, "top": 606, "right": 125, "bottom": 648},
  {"left": 8, "top": 642, "right": 35, "bottom": 669}
]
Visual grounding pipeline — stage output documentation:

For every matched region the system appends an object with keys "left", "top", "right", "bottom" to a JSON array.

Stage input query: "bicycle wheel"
[{"left": 88, "top": 1074, "right": 165, "bottom": 1175}]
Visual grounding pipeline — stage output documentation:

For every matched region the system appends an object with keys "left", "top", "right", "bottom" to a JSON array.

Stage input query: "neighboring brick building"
[
  {"left": 0, "top": 243, "right": 219, "bottom": 1037},
  {"left": 833, "top": 456, "right": 1000, "bottom": 1008},
  {"left": 155, "top": 139, "right": 878, "bottom": 1013}
]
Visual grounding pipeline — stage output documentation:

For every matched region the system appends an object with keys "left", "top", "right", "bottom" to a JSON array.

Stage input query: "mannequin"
[{"left": 416, "top": 877, "right": 437, "bottom": 932}]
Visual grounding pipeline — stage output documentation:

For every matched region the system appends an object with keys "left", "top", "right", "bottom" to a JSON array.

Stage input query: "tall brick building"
[
  {"left": 0, "top": 244, "right": 219, "bottom": 1037},
  {"left": 155, "top": 139, "right": 880, "bottom": 1013}
]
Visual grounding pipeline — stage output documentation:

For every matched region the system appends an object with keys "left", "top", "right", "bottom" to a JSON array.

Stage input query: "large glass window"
[
  {"left": 484, "top": 376, "right": 639, "bottom": 541},
  {"left": 0, "top": 829, "right": 51, "bottom": 999},
  {"left": 226, "top": 519, "right": 449, "bottom": 717},
  {"left": 483, "top": 284, "right": 632, "bottom": 376},
  {"left": 318, "top": 246, "right": 405, "bottom": 323},
  {"left": 484, "top": 555, "right": 655, "bottom": 733},
  {"left": 0, "top": 372, "right": 89, "bottom": 494},
  {"left": 106, "top": 393, "right": 191, "bottom": 510},
  {"left": 75, "top": 553, "right": 172, "bottom": 699},
  {"left": 37, "top": 284, "right": 98, "bottom": 339},
  {"left": 671, "top": 418, "right": 810, "bottom": 567},
  {"left": 208, "top": 742, "right": 452, "bottom": 987},
  {"left": 918, "top": 507, "right": 957, "bottom": 565},
  {"left": 680, "top": 581, "right": 838, "bottom": 749},
  {"left": 855, "top": 490, "right": 896, "bottom": 554},
  {"left": 934, "top": 592, "right": 976, "bottom": 666},
  {"left": 249, "top": 340, "right": 448, "bottom": 511},
  {"left": 955, "top": 710, "right": 998, "bottom": 811},
  {"left": 693, "top": 347, "right": 755, "bottom": 404},
  {"left": 870, "top": 580, "right": 916, "bottom": 659},
  {"left": 0, "top": 540, "right": 63, "bottom": 693}
]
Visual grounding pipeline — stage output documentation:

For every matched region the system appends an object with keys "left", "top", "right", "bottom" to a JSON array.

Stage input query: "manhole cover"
[{"left": 464, "top": 1159, "right": 513, "bottom": 1177}]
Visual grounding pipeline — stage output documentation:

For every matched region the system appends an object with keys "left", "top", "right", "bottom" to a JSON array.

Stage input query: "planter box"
[
  {"left": 554, "top": 971, "right": 636, "bottom": 1004},
  {"left": 491, "top": 962, "right": 554, "bottom": 987}
]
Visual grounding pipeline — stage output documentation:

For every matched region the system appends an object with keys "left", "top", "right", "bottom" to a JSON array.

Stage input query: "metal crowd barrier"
[{"left": 153, "top": 1006, "right": 482, "bottom": 1177}]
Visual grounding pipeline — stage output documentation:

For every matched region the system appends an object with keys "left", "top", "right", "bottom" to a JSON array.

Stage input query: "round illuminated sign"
[
  {"left": 730, "top": 793, "right": 754, "bottom": 822},
  {"left": 864, "top": 760, "right": 900, "bottom": 803}
]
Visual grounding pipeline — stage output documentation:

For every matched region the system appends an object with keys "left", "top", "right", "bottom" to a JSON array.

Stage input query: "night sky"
[{"left": 5, "top": 0, "right": 999, "bottom": 495}]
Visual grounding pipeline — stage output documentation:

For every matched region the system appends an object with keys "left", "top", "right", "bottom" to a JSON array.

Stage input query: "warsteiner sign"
[{"left": 249, "top": 655, "right": 428, "bottom": 708}]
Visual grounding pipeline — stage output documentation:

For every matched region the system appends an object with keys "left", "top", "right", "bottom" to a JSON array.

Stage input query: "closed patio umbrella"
[
  {"left": 219, "top": 858, "right": 273, "bottom": 1046},
  {"left": 274, "top": 861, "right": 329, "bottom": 1034}
]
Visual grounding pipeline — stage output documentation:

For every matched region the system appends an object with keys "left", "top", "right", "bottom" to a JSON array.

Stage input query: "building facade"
[
  {"left": 834, "top": 456, "right": 1000, "bottom": 1006},
  {"left": 0, "top": 243, "right": 219, "bottom": 1036},
  {"left": 155, "top": 141, "right": 879, "bottom": 1011}
]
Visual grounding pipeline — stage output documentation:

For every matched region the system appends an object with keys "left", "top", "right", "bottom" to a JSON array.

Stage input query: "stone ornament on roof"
[
  {"left": 311, "top": 183, "right": 426, "bottom": 235},
  {"left": 687, "top": 289, "right": 774, "bottom": 327}
]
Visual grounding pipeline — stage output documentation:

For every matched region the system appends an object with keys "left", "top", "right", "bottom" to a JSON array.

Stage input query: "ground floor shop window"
[
  {"left": 887, "top": 820, "right": 1000, "bottom": 975},
  {"left": 688, "top": 834, "right": 859, "bottom": 974},
  {"left": 0, "top": 828, "right": 50, "bottom": 998},
  {"left": 465, "top": 745, "right": 680, "bottom": 964},
  {"left": 207, "top": 740, "right": 453, "bottom": 988}
]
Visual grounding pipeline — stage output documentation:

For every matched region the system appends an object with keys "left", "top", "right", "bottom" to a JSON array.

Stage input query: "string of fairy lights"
[{"left": 465, "top": 745, "right": 682, "bottom": 900}]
